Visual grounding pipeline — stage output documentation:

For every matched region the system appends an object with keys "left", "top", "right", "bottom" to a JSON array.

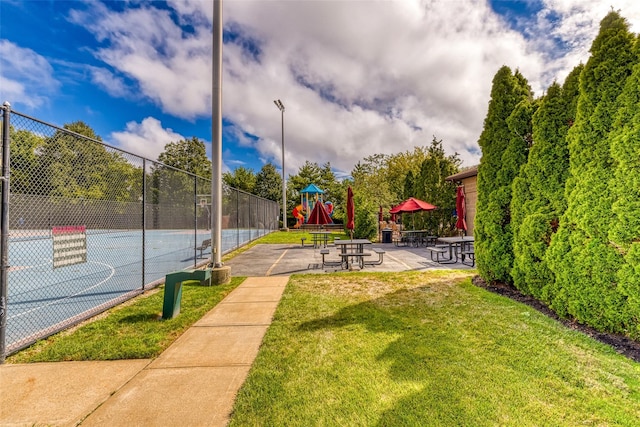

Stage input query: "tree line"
[
  {"left": 475, "top": 10, "right": 640, "bottom": 339},
  {"left": 7, "top": 113, "right": 462, "bottom": 238}
]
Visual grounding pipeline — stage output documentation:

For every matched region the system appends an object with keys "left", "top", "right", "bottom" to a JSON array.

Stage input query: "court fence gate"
[{"left": 0, "top": 103, "right": 280, "bottom": 361}]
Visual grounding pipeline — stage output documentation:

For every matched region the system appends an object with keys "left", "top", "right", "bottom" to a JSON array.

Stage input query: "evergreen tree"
[
  {"left": 608, "top": 37, "right": 640, "bottom": 337},
  {"left": 475, "top": 66, "right": 532, "bottom": 283},
  {"left": 254, "top": 163, "right": 282, "bottom": 202},
  {"left": 402, "top": 171, "right": 415, "bottom": 200},
  {"left": 415, "top": 137, "right": 460, "bottom": 235},
  {"left": 546, "top": 11, "right": 636, "bottom": 331},
  {"left": 318, "top": 162, "right": 343, "bottom": 214},
  {"left": 511, "top": 64, "right": 582, "bottom": 300}
]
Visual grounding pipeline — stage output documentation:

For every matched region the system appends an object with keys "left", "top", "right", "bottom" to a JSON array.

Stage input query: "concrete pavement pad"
[
  {"left": 195, "top": 301, "right": 280, "bottom": 326},
  {"left": 149, "top": 325, "right": 269, "bottom": 369},
  {"left": 81, "top": 365, "right": 250, "bottom": 427},
  {"left": 0, "top": 359, "right": 150, "bottom": 426},
  {"left": 223, "top": 285, "right": 285, "bottom": 304},
  {"left": 241, "top": 276, "right": 288, "bottom": 287}
]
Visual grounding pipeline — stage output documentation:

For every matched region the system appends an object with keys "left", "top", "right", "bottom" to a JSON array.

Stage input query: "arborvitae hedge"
[
  {"left": 608, "top": 38, "right": 640, "bottom": 337},
  {"left": 510, "top": 65, "right": 582, "bottom": 300},
  {"left": 545, "top": 12, "right": 637, "bottom": 332},
  {"left": 475, "top": 66, "right": 532, "bottom": 283}
]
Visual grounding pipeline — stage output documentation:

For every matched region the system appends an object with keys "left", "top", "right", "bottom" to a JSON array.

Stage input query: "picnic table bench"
[
  {"left": 364, "top": 247, "right": 386, "bottom": 266},
  {"left": 320, "top": 249, "right": 342, "bottom": 267},
  {"left": 458, "top": 248, "right": 475, "bottom": 267},
  {"left": 425, "top": 245, "right": 450, "bottom": 263},
  {"left": 320, "top": 247, "right": 385, "bottom": 270},
  {"left": 339, "top": 251, "right": 371, "bottom": 269}
]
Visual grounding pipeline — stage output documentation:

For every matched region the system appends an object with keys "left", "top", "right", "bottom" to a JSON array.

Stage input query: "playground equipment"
[
  {"left": 296, "top": 184, "right": 334, "bottom": 227},
  {"left": 292, "top": 204, "right": 306, "bottom": 228},
  {"left": 299, "top": 184, "right": 324, "bottom": 222}
]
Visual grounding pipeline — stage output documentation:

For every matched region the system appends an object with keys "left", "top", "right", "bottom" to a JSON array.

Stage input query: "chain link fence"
[{"left": 0, "top": 105, "right": 279, "bottom": 359}]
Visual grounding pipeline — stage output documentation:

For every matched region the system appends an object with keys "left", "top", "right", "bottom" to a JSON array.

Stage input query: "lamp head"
[{"left": 274, "top": 99, "right": 285, "bottom": 112}]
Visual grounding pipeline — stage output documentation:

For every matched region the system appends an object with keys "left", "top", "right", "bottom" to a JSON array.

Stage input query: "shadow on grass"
[
  {"left": 118, "top": 313, "right": 161, "bottom": 323},
  {"left": 297, "top": 286, "right": 487, "bottom": 424},
  {"left": 295, "top": 282, "right": 637, "bottom": 425}
]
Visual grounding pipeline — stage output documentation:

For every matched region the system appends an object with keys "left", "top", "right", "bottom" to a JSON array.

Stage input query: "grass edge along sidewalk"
[
  {"left": 229, "top": 270, "right": 640, "bottom": 426},
  {"left": 7, "top": 277, "right": 244, "bottom": 362}
]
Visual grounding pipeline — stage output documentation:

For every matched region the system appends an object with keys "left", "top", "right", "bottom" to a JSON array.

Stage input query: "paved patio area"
[{"left": 224, "top": 242, "right": 475, "bottom": 276}]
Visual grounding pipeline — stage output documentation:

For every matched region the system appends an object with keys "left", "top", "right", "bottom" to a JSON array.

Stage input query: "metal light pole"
[
  {"left": 274, "top": 99, "right": 287, "bottom": 230},
  {"left": 211, "top": 0, "right": 223, "bottom": 267}
]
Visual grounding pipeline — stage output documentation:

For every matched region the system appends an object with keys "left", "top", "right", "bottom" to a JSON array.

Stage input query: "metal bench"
[{"left": 196, "top": 239, "right": 211, "bottom": 258}]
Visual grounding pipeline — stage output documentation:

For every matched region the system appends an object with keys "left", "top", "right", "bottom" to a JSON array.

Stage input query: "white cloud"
[
  {"left": 68, "top": 2, "right": 212, "bottom": 120},
  {"left": 109, "top": 117, "right": 184, "bottom": 160},
  {"left": 68, "top": 0, "right": 640, "bottom": 177},
  {"left": 0, "top": 40, "right": 59, "bottom": 110},
  {"left": 110, "top": 116, "right": 232, "bottom": 172},
  {"left": 88, "top": 66, "right": 131, "bottom": 99}
]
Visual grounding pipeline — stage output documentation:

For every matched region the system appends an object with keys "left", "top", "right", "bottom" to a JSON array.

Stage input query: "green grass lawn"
[
  {"left": 229, "top": 270, "right": 640, "bottom": 426},
  {"left": 221, "top": 230, "right": 350, "bottom": 262},
  {"left": 7, "top": 277, "right": 244, "bottom": 362},
  {"left": 254, "top": 230, "right": 350, "bottom": 244},
  {"left": 8, "top": 234, "right": 640, "bottom": 425}
]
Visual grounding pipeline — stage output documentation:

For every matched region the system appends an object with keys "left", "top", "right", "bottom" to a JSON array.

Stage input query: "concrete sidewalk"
[{"left": 0, "top": 276, "right": 288, "bottom": 427}]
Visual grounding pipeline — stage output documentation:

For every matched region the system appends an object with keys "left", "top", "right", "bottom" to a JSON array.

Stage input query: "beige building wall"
[
  {"left": 446, "top": 165, "right": 478, "bottom": 237},
  {"left": 460, "top": 175, "right": 477, "bottom": 237}
]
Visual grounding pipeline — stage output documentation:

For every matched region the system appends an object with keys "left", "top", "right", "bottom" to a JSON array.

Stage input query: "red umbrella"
[
  {"left": 455, "top": 186, "right": 467, "bottom": 232},
  {"left": 307, "top": 199, "right": 333, "bottom": 225},
  {"left": 389, "top": 197, "right": 437, "bottom": 213},
  {"left": 389, "top": 197, "right": 437, "bottom": 230},
  {"left": 346, "top": 186, "right": 355, "bottom": 239}
]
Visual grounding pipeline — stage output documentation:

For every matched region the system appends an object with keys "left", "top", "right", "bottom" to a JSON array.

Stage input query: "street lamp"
[{"left": 274, "top": 99, "right": 287, "bottom": 230}]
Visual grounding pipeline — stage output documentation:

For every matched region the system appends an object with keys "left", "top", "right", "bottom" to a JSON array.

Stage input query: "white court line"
[
  {"left": 8, "top": 259, "right": 52, "bottom": 272},
  {"left": 266, "top": 249, "right": 288, "bottom": 276},
  {"left": 8, "top": 261, "right": 116, "bottom": 319}
]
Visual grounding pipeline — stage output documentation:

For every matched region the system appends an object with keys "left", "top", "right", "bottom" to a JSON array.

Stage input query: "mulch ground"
[{"left": 472, "top": 275, "right": 640, "bottom": 363}]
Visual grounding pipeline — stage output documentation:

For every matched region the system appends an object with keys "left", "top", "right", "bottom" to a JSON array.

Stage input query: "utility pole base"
[{"left": 209, "top": 265, "right": 231, "bottom": 285}]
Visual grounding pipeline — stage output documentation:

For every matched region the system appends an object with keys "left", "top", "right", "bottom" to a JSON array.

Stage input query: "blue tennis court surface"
[{"left": 6, "top": 228, "right": 265, "bottom": 352}]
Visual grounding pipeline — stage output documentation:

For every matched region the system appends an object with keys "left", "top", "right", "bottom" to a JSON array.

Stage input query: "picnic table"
[
  {"left": 310, "top": 231, "right": 332, "bottom": 248},
  {"left": 397, "top": 230, "right": 437, "bottom": 247},
  {"left": 428, "top": 236, "right": 474, "bottom": 264},
  {"left": 334, "top": 239, "right": 373, "bottom": 269}
]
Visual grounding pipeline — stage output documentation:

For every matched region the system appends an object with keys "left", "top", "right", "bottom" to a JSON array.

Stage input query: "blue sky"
[{"left": 2, "top": 0, "right": 640, "bottom": 178}]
